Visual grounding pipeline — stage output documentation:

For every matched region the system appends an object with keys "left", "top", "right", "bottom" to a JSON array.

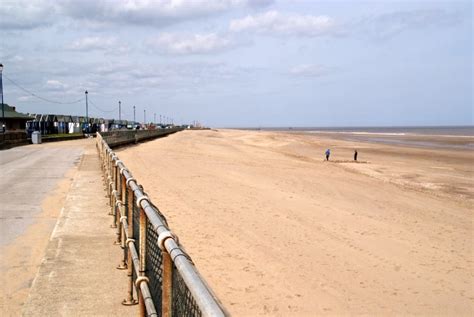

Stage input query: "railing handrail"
[{"left": 96, "top": 131, "right": 226, "bottom": 317}]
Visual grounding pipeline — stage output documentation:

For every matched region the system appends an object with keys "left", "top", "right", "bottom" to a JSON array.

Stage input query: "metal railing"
[{"left": 96, "top": 132, "right": 227, "bottom": 317}]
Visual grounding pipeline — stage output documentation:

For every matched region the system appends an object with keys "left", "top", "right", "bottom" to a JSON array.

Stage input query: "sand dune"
[{"left": 117, "top": 129, "right": 473, "bottom": 316}]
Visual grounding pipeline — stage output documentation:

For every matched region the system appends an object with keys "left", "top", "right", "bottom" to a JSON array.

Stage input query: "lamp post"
[
  {"left": 119, "top": 101, "right": 121, "bottom": 121},
  {"left": 85, "top": 90, "right": 88, "bottom": 131},
  {"left": 144, "top": 109, "right": 146, "bottom": 126},
  {"left": 154, "top": 113, "right": 156, "bottom": 125},
  {"left": 0, "top": 63, "right": 4, "bottom": 133},
  {"left": 133, "top": 105, "right": 136, "bottom": 123}
]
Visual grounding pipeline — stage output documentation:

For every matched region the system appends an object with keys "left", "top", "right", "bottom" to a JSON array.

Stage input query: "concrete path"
[
  {"left": 0, "top": 143, "right": 83, "bottom": 246},
  {"left": 21, "top": 140, "right": 134, "bottom": 316},
  {"left": 0, "top": 139, "right": 135, "bottom": 316},
  {"left": 1, "top": 140, "right": 86, "bottom": 315}
]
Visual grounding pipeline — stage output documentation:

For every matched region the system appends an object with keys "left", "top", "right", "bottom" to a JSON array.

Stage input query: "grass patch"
[{"left": 42, "top": 133, "right": 84, "bottom": 139}]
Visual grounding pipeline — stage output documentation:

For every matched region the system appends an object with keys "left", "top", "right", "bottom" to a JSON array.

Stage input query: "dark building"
[
  {"left": 0, "top": 104, "right": 32, "bottom": 148},
  {"left": 2, "top": 104, "right": 32, "bottom": 131}
]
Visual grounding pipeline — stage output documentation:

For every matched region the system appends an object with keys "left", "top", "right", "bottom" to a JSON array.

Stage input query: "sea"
[{"left": 252, "top": 126, "right": 474, "bottom": 150}]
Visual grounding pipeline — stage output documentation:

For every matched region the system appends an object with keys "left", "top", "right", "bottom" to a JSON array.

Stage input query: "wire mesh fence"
[
  {"left": 96, "top": 131, "right": 226, "bottom": 317},
  {"left": 172, "top": 265, "right": 203, "bottom": 317},
  {"left": 146, "top": 221, "right": 164, "bottom": 313}
]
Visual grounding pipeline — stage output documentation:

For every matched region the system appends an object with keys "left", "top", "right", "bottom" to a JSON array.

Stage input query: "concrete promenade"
[{"left": 1, "top": 139, "right": 134, "bottom": 316}]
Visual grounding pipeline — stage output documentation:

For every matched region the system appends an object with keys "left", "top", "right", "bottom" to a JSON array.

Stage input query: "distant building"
[
  {"left": 0, "top": 104, "right": 32, "bottom": 148},
  {"left": 2, "top": 104, "right": 32, "bottom": 131}
]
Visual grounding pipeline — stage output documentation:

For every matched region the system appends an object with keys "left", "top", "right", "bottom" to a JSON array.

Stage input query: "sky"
[{"left": 0, "top": 0, "right": 472, "bottom": 127}]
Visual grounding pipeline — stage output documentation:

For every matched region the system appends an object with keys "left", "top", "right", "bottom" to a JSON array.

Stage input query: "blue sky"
[{"left": 1, "top": 0, "right": 472, "bottom": 127}]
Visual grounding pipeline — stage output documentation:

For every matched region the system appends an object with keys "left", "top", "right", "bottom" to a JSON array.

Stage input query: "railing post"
[
  {"left": 107, "top": 154, "right": 113, "bottom": 216},
  {"left": 111, "top": 160, "right": 118, "bottom": 229},
  {"left": 116, "top": 172, "right": 127, "bottom": 266},
  {"left": 139, "top": 206, "right": 147, "bottom": 317},
  {"left": 109, "top": 154, "right": 114, "bottom": 210},
  {"left": 123, "top": 184, "right": 138, "bottom": 306},
  {"left": 113, "top": 163, "right": 122, "bottom": 242},
  {"left": 162, "top": 252, "right": 173, "bottom": 317}
]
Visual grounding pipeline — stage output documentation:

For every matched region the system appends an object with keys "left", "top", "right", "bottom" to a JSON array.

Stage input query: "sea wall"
[{"left": 100, "top": 128, "right": 182, "bottom": 148}]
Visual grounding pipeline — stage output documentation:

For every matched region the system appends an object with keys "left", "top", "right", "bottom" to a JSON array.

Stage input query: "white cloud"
[
  {"left": 62, "top": 0, "right": 275, "bottom": 29},
  {"left": 45, "top": 79, "right": 69, "bottom": 90},
  {"left": 18, "top": 96, "right": 33, "bottom": 102},
  {"left": 230, "top": 10, "right": 336, "bottom": 36},
  {"left": 289, "top": 64, "right": 330, "bottom": 77},
  {"left": 0, "top": 0, "right": 273, "bottom": 30},
  {"left": 146, "top": 33, "right": 235, "bottom": 55}
]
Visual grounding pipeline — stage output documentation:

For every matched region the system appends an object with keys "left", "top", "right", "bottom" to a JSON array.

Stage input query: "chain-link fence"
[{"left": 96, "top": 131, "right": 226, "bottom": 317}]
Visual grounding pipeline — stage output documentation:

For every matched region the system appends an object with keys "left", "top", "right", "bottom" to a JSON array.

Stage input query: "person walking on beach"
[
  {"left": 354, "top": 149, "right": 358, "bottom": 161},
  {"left": 325, "top": 149, "right": 331, "bottom": 161}
]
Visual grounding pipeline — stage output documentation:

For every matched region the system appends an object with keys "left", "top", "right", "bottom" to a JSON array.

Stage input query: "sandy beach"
[{"left": 117, "top": 129, "right": 473, "bottom": 316}]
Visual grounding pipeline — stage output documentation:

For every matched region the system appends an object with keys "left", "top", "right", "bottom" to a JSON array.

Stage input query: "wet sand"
[{"left": 117, "top": 129, "right": 473, "bottom": 316}]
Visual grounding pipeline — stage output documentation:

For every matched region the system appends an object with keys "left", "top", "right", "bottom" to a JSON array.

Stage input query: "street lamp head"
[
  {"left": 85, "top": 90, "right": 88, "bottom": 95},
  {"left": 0, "top": 63, "right": 3, "bottom": 73}
]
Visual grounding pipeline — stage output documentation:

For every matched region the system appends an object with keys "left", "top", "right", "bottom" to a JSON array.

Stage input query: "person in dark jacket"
[
  {"left": 354, "top": 149, "right": 358, "bottom": 161},
  {"left": 325, "top": 149, "right": 331, "bottom": 161}
]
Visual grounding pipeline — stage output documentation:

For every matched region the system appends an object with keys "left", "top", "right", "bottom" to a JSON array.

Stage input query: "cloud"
[
  {"left": 230, "top": 10, "right": 337, "bottom": 37},
  {"left": 0, "top": 0, "right": 274, "bottom": 31},
  {"left": 18, "top": 96, "right": 34, "bottom": 102},
  {"left": 229, "top": 8, "right": 463, "bottom": 40},
  {"left": 45, "top": 79, "right": 69, "bottom": 91},
  {"left": 356, "top": 9, "right": 463, "bottom": 41},
  {"left": 67, "top": 36, "right": 130, "bottom": 54},
  {"left": 0, "top": 0, "right": 57, "bottom": 30},
  {"left": 146, "top": 33, "right": 237, "bottom": 55},
  {"left": 246, "top": 0, "right": 275, "bottom": 8},
  {"left": 78, "top": 60, "right": 262, "bottom": 96},
  {"left": 289, "top": 64, "right": 331, "bottom": 77}
]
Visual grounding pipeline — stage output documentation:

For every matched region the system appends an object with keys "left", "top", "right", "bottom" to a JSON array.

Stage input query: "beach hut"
[
  {"left": 78, "top": 116, "right": 87, "bottom": 132},
  {"left": 96, "top": 118, "right": 106, "bottom": 132},
  {"left": 41, "top": 114, "right": 57, "bottom": 135},
  {"left": 26, "top": 114, "right": 39, "bottom": 136},
  {"left": 99, "top": 118, "right": 107, "bottom": 132},
  {"left": 70, "top": 116, "right": 81, "bottom": 133},
  {"left": 108, "top": 119, "right": 116, "bottom": 130},
  {"left": 56, "top": 115, "right": 73, "bottom": 134},
  {"left": 90, "top": 117, "right": 104, "bottom": 133}
]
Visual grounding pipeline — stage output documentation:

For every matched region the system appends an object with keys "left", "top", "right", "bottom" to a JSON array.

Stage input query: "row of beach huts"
[
  {"left": 2, "top": 104, "right": 179, "bottom": 148},
  {"left": 3, "top": 104, "right": 140, "bottom": 136},
  {"left": 26, "top": 113, "right": 139, "bottom": 136}
]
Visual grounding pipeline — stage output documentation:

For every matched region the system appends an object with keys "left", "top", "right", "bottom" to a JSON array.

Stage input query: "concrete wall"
[
  {"left": 0, "top": 132, "right": 28, "bottom": 149},
  {"left": 100, "top": 128, "right": 183, "bottom": 148}
]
